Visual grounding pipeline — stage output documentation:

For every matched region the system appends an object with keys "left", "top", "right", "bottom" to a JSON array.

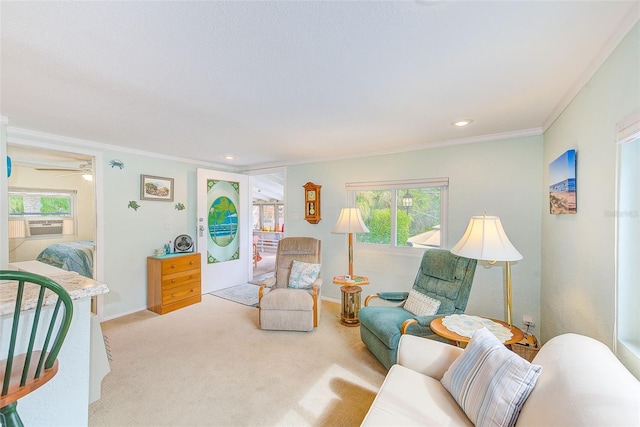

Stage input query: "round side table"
[
  {"left": 340, "top": 285, "right": 362, "bottom": 326},
  {"left": 333, "top": 275, "right": 369, "bottom": 326},
  {"left": 430, "top": 316, "right": 524, "bottom": 347}
]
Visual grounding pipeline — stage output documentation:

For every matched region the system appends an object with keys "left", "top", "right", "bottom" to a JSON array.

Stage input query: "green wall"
[
  {"left": 541, "top": 22, "right": 640, "bottom": 375},
  {"left": 286, "top": 135, "right": 543, "bottom": 335}
]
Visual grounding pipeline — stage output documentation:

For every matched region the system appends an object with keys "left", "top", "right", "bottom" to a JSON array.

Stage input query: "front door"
[{"left": 196, "top": 168, "right": 250, "bottom": 293}]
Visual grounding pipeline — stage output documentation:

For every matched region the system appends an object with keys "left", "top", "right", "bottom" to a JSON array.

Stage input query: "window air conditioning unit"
[{"left": 26, "top": 219, "right": 64, "bottom": 237}]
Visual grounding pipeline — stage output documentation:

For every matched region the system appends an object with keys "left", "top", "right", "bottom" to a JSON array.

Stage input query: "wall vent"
[{"left": 26, "top": 219, "right": 64, "bottom": 237}]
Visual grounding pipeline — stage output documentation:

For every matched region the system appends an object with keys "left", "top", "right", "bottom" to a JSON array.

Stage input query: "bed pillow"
[
  {"left": 288, "top": 260, "right": 321, "bottom": 290},
  {"left": 403, "top": 289, "right": 441, "bottom": 316},
  {"left": 441, "top": 327, "right": 542, "bottom": 427}
]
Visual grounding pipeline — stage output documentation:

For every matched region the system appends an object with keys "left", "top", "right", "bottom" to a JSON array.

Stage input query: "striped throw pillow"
[
  {"left": 404, "top": 289, "right": 441, "bottom": 316},
  {"left": 441, "top": 327, "right": 542, "bottom": 427}
]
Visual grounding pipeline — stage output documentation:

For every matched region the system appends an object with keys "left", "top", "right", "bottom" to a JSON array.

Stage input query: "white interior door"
[{"left": 196, "top": 168, "right": 251, "bottom": 293}]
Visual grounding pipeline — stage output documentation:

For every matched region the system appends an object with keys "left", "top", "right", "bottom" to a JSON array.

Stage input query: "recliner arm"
[
  {"left": 364, "top": 291, "right": 408, "bottom": 307},
  {"left": 313, "top": 277, "right": 322, "bottom": 289},
  {"left": 378, "top": 291, "right": 409, "bottom": 302},
  {"left": 401, "top": 314, "right": 441, "bottom": 334}
]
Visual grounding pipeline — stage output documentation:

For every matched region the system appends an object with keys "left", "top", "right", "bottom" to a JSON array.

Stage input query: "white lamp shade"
[
  {"left": 450, "top": 215, "right": 522, "bottom": 261},
  {"left": 332, "top": 208, "right": 370, "bottom": 234}
]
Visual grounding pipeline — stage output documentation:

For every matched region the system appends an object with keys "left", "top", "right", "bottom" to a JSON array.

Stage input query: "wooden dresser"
[{"left": 147, "top": 252, "right": 201, "bottom": 314}]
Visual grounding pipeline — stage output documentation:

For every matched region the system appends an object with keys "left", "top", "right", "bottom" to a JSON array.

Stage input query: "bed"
[{"left": 36, "top": 240, "right": 94, "bottom": 278}]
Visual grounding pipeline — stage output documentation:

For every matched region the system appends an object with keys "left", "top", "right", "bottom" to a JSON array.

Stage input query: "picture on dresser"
[{"left": 206, "top": 179, "right": 240, "bottom": 263}]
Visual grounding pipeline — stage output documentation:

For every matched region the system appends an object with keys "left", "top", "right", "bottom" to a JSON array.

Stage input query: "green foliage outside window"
[
  {"left": 354, "top": 185, "right": 442, "bottom": 248},
  {"left": 9, "top": 193, "right": 72, "bottom": 216}
]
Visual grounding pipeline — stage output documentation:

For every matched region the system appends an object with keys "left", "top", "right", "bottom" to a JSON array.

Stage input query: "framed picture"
[
  {"left": 140, "top": 175, "right": 174, "bottom": 202},
  {"left": 549, "top": 149, "right": 577, "bottom": 214}
]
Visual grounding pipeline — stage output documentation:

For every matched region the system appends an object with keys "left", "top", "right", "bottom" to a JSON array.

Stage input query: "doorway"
[
  {"left": 251, "top": 170, "right": 284, "bottom": 280},
  {"left": 6, "top": 145, "right": 97, "bottom": 278}
]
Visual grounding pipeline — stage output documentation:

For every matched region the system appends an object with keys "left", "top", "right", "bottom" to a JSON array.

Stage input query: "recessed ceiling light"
[
  {"left": 222, "top": 155, "right": 235, "bottom": 160},
  {"left": 451, "top": 119, "right": 474, "bottom": 127}
]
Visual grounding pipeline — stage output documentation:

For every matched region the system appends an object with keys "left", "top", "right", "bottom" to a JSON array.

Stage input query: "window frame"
[
  {"left": 615, "top": 112, "right": 640, "bottom": 366},
  {"left": 346, "top": 177, "right": 449, "bottom": 254},
  {"left": 8, "top": 187, "right": 78, "bottom": 239},
  {"left": 8, "top": 187, "right": 76, "bottom": 218}
]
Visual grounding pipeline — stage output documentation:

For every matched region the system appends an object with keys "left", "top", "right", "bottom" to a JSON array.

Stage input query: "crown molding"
[
  {"left": 243, "top": 127, "right": 544, "bottom": 172},
  {"left": 6, "top": 126, "right": 237, "bottom": 171}
]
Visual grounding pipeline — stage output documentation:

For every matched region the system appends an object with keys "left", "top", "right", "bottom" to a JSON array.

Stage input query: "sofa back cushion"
[{"left": 517, "top": 333, "right": 640, "bottom": 426}]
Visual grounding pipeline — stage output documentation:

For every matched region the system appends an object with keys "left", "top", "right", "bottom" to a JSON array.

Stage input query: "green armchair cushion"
[{"left": 421, "top": 248, "right": 459, "bottom": 281}]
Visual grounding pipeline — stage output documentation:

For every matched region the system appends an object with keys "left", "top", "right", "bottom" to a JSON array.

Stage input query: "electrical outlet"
[{"left": 522, "top": 315, "right": 535, "bottom": 327}]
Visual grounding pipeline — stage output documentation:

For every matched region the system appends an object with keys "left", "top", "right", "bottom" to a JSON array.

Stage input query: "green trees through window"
[
  {"left": 9, "top": 190, "right": 73, "bottom": 216},
  {"left": 349, "top": 179, "right": 447, "bottom": 249}
]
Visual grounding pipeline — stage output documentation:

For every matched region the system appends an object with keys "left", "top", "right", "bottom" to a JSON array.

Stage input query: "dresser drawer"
[
  {"left": 161, "top": 281, "right": 200, "bottom": 305},
  {"left": 162, "top": 270, "right": 201, "bottom": 290},
  {"left": 160, "top": 254, "right": 200, "bottom": 275}
]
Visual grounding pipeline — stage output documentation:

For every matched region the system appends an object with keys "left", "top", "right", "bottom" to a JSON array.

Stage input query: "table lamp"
[
  {"left": 450, "top": 214, "right": 522, "bottom": 326},
  {"left": 332, "top": 207, "right": 370, "bottom": 277}
]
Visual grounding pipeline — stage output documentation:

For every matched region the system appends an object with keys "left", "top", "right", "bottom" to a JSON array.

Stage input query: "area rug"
[{"left": 210, "top": 283, "right": 260, "bottom": 307}]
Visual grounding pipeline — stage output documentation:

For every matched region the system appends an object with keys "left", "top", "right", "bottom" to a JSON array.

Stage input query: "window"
[
  {"left": 616, "top": 113, "right": 640, "bottom": 364},
  {"left": 8, "top": 188, "right": 77, "bottom": 238},
  {"left": 346, "top": 178, "right": 448, "bottom": 250},
  {"left": 9, "top": 188, "right": 75, "bottom": 217},
  {"left": 253, "top": 203, "right": 284, "bottom": 231}
]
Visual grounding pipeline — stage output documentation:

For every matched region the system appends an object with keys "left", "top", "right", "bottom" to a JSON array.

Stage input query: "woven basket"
[
  {"left": 512, "top": 343, "right": 539, "bottom": 362},
  {"left": 511, "top": 334, "right": 540, "bottom": 362}
]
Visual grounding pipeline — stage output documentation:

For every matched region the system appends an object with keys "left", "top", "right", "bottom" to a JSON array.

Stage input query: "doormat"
[{"left": 210, "top": 283, "right": 260, "bottom": 307}]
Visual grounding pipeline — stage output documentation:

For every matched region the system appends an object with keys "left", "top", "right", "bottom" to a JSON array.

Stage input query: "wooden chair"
[{"left": 0, "top": 271, "right": 73, "bottom": 427}]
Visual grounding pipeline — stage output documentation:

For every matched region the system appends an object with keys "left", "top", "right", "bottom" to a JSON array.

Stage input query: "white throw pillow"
[
  {"left": 403, "top": 289, "right": 441, "bottom": 316},
  {"left": 441, "top": 327, "right": 542, "bottom": 427},
  {"left": 288, "top": 260, "right": 321, "bottom": 290}
]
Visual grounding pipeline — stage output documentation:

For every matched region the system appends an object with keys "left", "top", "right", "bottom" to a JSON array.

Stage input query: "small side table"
[
  {"left": 333, "top": 275, "right": 369, "bottom": 326},
  {"left": 430, "top": 317, "right": 524, "bottom": 347}
]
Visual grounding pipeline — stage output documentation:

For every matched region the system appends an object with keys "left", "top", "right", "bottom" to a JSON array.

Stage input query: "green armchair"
[{"left": 359, "top": 248, "right": 477, "bottom": 369}]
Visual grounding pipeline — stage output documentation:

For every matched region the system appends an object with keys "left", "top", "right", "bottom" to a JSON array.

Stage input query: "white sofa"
[{"left": 362, "top": 333, "right": 640, "bottom": 426}]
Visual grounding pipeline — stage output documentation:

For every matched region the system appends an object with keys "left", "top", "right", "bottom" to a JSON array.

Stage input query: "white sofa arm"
[{"left": 397, "top": 335, "right": 463, "bottom": 380}]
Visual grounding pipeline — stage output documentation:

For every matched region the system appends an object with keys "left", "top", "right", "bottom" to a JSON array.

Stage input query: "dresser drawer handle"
[
  {"left": 189, "top": 261, "right": 194, "bottom": 265},
  {"left": 171, "top": 264, "right": 176, "bottom": 269},
  {"left": 171, "top": 279, "right": 176, "bottom": 283},
  {"left": 172, "top": 293, "right": 176, "bottom": 298}
]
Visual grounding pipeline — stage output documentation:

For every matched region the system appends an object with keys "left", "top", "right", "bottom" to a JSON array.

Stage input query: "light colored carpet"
[
  {"left": 210, "top": 283, "right": 260, "bottom": 307},
  {"left": 89, "top": 295, "right": 386, "bottom": 427}
]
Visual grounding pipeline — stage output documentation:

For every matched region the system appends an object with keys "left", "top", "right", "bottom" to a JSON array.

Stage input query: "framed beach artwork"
[
  {"left": 549, "top": 149, "right": 577, "bottom": 214},
  {"left": 206, "top": 179, "right": 240, "bottom": 264},
  {"left": 140, "top": 175, "right": 174, "bottom": 201}
]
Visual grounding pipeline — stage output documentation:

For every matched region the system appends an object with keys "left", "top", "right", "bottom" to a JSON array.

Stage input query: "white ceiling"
[{"left": 1, "top": 1, "right": 638, "bottom": 170}]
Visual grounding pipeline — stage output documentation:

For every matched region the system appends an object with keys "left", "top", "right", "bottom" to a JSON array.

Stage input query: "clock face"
[{"left": 307, "top": 190, "right": 316, "bottom": 201}]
